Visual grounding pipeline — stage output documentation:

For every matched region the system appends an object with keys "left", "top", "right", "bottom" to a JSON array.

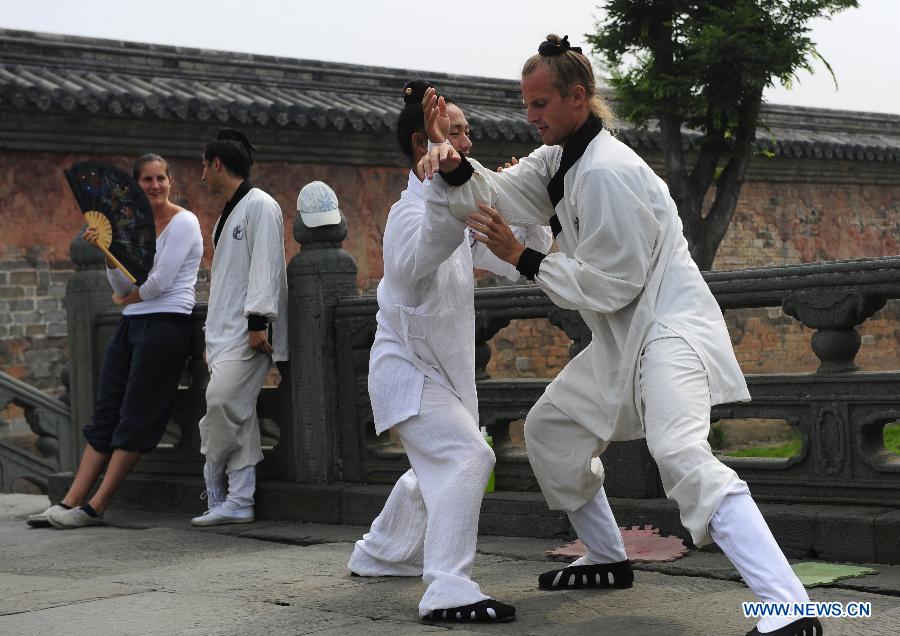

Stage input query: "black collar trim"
[
  {"left": 546, "top": 114, "right": 603, "bottom": 210},
  {"left": 214, "top": 180, "right": 253, "bottom": 247},
  {"left": 549, "top": 215, "right": 563, "bottom": 238}
]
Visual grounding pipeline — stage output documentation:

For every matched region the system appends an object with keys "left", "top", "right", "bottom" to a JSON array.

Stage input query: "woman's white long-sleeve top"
[
  {"left": 369, "top": 170, "right": 551, "bottom": 434},
  {"left": 205, "top": 188, "right": 289, "bottom": 366},
  {"left": 426, "top": 127, "right": 749, "bottom": 442},
  {"left": 106, "top": 209, "right": 203, "bottom": 316}
]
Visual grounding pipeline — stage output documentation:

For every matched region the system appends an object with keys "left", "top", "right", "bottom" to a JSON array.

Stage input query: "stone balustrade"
[
  {"left": 5, "top": 225, "right": 898, "bottom": 558},
  {"left": 0, "top": 370, "right": 72, "bottom": 492},
  {"left": 334, "top": 256, "right": 900, "bottom": 506}
]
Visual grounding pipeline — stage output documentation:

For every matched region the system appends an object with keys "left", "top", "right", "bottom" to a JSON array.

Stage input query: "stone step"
[{"left": 49, "top": 471, "right": 900, "bottom": 565}]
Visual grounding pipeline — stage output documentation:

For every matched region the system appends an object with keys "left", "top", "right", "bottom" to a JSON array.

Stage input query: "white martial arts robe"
[
  {"left": 368, "top": 171, "right": 551, "bottom": 433},
  {"left": 205, "top": 188, "right": 288, "bottom": 366},
  {"left": 352, "top": 170, "right": 550, "bottom": 615},
  {"left": 200, "top": 187, "right": 288, "bottom": 482}
]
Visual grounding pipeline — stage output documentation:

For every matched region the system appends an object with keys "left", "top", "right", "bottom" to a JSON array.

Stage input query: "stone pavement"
[{"left": 1, "top": 494, "right": 898, "bottom": 635}]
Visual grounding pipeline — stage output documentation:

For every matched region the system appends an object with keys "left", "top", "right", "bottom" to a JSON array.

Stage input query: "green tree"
[{"left": 586, "top": 0, "right": 858, "bottom": 270}]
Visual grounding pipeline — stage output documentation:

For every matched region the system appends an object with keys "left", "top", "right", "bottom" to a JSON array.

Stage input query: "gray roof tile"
[{"left": 0, "top": 28, "right": 897, "bottom": 163}]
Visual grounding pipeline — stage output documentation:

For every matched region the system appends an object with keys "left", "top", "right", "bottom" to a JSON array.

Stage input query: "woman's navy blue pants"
[{"left": 82, "top": 313, "right": 193, "bottom": 453}]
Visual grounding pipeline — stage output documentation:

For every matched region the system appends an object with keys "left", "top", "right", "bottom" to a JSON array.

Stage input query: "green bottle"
[{"left": 481, "top": 426, "right": 495, "bottom": 493}]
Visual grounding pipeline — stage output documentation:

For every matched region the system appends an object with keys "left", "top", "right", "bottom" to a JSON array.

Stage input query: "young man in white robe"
[
  {"left": 347, "top": 80, "right": 551, "bottom": 624},
  {"left": 191, "top": 129, "right": 288, "bottom": 527},
  {"left": 418, "top": 36, "right": 820, "bottom": 636}
]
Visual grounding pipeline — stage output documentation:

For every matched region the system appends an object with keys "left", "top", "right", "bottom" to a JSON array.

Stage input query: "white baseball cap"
[{"left": 297, "top": 181, "right": 342, "bottom": 228}]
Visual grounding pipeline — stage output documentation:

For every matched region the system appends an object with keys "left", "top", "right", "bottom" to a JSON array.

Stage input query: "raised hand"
[
  {"left": 467, "top": 203, "right": 526, "bottom": 266},
  {"left": 85, "top": 226, "right": 118, "bottom": 269},
  {"left": 496, "top": 156, "right": 519, "bottom": 173},
  {"left": 417, "top": 142, "right": 461, "bottom": 181},
  {"left": 422, "top": 87, "right": 450, "bottom": 143}
]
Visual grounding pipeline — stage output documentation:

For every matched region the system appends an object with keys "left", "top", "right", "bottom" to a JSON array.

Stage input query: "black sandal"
[
  {"left": 424, "top": 599, "right": 516, "bottom": 623},
  {"left": 746, "top": 617, "right": 823, "bottom": 636},
  {"left": 538, "top": 560, "right": 634, "bottom": 590}
]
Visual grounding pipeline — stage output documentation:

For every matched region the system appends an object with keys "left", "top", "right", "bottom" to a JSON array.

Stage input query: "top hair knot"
[
  {"left": 402, "top": 79, "right": 430, "bottom": 106},
  {"left": 538, "top": 34, "right": 582, "bottom": 57},
  {"left": 216, "top": 128, "right": 256, "bottom": 164}
]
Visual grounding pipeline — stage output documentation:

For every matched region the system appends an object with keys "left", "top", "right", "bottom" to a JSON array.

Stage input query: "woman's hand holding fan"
[{"left": 82, "top": 215, "right": 131, "bottom": 278}]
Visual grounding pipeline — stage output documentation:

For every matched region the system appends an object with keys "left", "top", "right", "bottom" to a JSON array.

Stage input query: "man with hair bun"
[
  {"left": 192, "top": 129, "right": 288, "bottom": 527},
  {"left": 420, "top": 34, "right": 818, "bottom": 636}
]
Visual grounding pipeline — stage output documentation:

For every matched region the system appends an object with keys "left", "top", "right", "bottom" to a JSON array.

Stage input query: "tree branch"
[
  {"left": 690, "top": 106, "right": 726, "bottom": 201},
  {"left": 699, "top": 88, "right": 764, "bottom": 269}
]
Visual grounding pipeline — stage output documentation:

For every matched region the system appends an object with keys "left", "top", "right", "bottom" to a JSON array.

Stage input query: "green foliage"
[
  {"left": 586, "top": 0, "right": 858, "bottom": 269},
  {"left": 725, "top": 439, "right": 802, "bottom": 458},
  {"left": 884, "top": 422, "right": 900, "bottom": 454},
  {"left": 721, "top": 423, "right": 900, "bottom": 458},
  {"left": 708, "top": 422, "right": 729, "bottom": 450},
  {"left": 587, "top": 0, "right": 858, "bottom": 136}
]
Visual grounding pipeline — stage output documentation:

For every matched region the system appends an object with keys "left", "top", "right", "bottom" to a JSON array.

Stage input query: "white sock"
[
  {"left": 567, "top": 487, "right": 628, "bottom": 564},
  {"left": 203, "top": 459, "right": 227, "bottom": 505},
  {"left": 226, "top": 465, "right": 256, "bottom": 508},
  {"left": 709, "top": 487, "right": 809, "bottom": 633},
  {"left": 570, "top": 556, "right": 597, "bottom": 567}
]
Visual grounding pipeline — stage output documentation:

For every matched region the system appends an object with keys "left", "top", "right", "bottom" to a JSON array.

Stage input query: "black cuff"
[
  {"left": 439, "top": 155, "right": 475, "bottom": 186},
  {"left": 516, "top": 248, "right": 546, "bottom": 280},
  {"left": 247, "top": 314, "right": 268, "bottom": 331}
]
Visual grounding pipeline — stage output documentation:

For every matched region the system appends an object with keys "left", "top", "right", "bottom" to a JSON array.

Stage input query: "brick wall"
[
  {"left": 0, "top": 252, "right": 71, "bottom": 394},
  {"left": 483, "top": 302, "right": 900, "bottom": 381},
  {"left": 717, "top": 181, "right": 899, "bottom": 268}
]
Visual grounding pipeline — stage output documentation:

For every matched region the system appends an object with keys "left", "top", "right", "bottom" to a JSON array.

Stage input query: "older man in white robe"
[{"left": 348, "top": 80, "right": 552, "bottom": 625}]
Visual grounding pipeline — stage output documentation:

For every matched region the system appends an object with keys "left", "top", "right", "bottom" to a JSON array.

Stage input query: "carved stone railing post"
[
  {"left": 475, "top": 313, "right": 510, "bottom": 380},
  {"left": 64, "top": 232, "right": 116, "bottom": 470},
  {"left": 287, "top": 211, "right": 357, "bottom": 483},
  {"left": 782, "top": 290, "right": 886, "bottom": 373},
  {"left": 548, "top": 308, "right": 591, "bottom": 358}
]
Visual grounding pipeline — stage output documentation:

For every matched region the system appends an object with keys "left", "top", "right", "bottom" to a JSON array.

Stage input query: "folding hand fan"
[{"left": 64, "top": 161, "right": 156, "bottom": 284}]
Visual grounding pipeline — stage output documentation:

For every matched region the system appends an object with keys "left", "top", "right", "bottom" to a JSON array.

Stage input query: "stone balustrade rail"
[
  {"left": 0, "top": 370, "right": 72, "bottom": 492},
  {"left": 3, "top": 223, "right": 898, "bottom": 513}
]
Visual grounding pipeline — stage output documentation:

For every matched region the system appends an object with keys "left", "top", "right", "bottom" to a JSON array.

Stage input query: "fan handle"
[{"left": 84, "top": 211, "right": 138, "bottom": 285}]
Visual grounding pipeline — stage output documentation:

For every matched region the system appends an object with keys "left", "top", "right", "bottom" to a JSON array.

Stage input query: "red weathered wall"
[
  {"left": 0, "top": 151, "right": 409, "bottom": 292},
  {"left": 717, "top": 181, "right": 900, "bottom": 268}
]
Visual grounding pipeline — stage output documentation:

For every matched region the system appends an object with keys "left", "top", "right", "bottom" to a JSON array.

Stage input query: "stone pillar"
[
  {"left": 286, "top": 213, "right": 358, "bottom": 483},
  {"left": 782, "top": 290, "right": 886, "bottom": 373},
  {"left": 475, "top": 313, "right": 510, "bottom": 380},
  {"left": 63, "top": 233, "right": 116, "bottom": 470}
]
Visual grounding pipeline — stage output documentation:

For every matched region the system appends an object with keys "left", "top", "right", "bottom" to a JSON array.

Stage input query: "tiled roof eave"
[{"left": 0, "top": 27, "right": 897, "bottom": 162}]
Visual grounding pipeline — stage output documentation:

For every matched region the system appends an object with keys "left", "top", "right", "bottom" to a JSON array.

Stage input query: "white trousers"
[
  {"left": 348, "top": 380, "right": 495, "bottom": 616},
  {"left": 525, "top": 334, "right": 742, "bottom": 546},
  {"left": 527, "top": 335, "right": 807, "bottom": 631},
  {"left": 199, "top": 352, "right": 270, "bottom": 502},
  {"left": 710, "top": 484, "right": 810, "bottom": 633}
]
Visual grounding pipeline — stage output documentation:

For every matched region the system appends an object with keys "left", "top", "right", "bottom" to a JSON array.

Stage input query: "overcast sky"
[{"left": 3, "top": 0, "right": 897, "bottom": 115}]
